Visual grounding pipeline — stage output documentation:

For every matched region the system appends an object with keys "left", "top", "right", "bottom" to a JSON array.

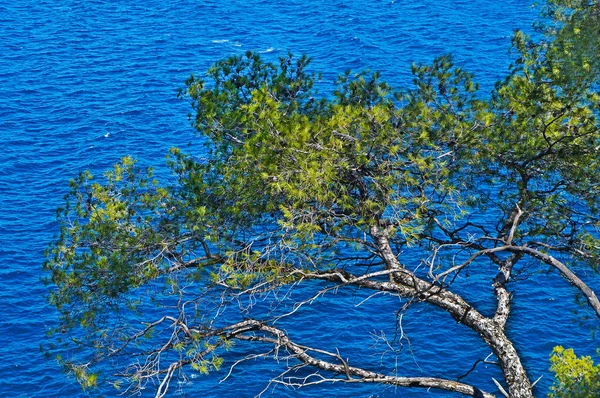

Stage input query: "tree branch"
[
  {"left": 506, "top": 245, "right": 600, "bottom": 318},
  {"left": 231, "top": 320, "right": 495, "bottom": 397}
]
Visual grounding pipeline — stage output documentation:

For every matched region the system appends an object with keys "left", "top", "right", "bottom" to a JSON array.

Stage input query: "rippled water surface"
[{"left": 1, "top": 1, "right": 598, "bottom": 397}]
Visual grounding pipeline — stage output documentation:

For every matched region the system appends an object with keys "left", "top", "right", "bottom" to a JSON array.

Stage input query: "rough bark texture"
[
  {"left": 226, "top": 320, "right": 495, "bottom": 398},
  {"left": 369, "top": 224, "right": 534, "bottom": 397}
]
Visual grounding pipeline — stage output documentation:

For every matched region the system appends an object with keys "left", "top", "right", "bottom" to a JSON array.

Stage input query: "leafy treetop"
[{"left": 44, "top": 2, "right": 600, "bottom": 396}]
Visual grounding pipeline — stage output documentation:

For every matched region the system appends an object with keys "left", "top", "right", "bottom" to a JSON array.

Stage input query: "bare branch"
[
  {"left": 229, "top": 320, "right": 495, "bottom": 397},
  {"left": 506, "top": 245, "right": 600, "bottom": 318},
  {"left": 492, "top": 377, "right": 510, "bottom": 398},
  {"left": 506, "top": 204, "right": 523, "bottom": 245}
]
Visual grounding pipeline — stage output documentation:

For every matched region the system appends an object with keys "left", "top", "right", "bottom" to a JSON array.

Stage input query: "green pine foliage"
[
  {"left": 43, "top": 1, "right": 600, "bottom": 396},
  {"left": 550, "top": 346, "right": 600, "bottom": 397}
]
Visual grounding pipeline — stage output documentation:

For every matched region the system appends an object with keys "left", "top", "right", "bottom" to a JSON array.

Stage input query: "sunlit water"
[{"left": 1, "top": 0, "right": 598, "bottom": 396}]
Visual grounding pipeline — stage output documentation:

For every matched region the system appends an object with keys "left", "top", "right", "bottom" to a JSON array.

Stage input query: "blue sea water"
[{"left": 1, "top": 0, "right": 598, "bottom": 397}]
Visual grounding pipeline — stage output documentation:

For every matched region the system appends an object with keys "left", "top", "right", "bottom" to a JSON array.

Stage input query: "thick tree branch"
[
  {"left": 506, "top": 245, "right": 600, "bottom": 318},
  {"left": 493, "top": 204, "right": 524, "bottom": 329},
  {"left": 229, "top": 320, "right": 495, "bottom": 397},
  {"left": 369, "top": 223, "right": 533, "bottom": 397}
]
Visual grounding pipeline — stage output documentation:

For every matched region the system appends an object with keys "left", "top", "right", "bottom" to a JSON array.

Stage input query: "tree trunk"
[{"left": 370, "top": 224, "right": 533, "bottom": 397}]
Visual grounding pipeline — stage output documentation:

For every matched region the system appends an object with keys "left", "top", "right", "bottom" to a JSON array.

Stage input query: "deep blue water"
[{"left": 1, "top": 0, "right": 598, "bottom": 397}]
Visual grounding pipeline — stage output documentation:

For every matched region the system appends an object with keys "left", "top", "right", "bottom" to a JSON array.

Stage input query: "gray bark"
[
  {"left": 226, "top": 320, "right": 496, "bottom": 397},
  {"left": 369, "top": 224, "right": 533, "bottom": 397}
]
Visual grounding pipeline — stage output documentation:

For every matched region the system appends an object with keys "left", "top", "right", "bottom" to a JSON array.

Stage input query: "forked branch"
[{"left": 220, "top": 320, "right": 495, "bottom": 397}]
